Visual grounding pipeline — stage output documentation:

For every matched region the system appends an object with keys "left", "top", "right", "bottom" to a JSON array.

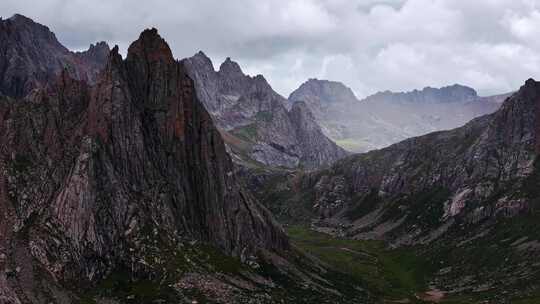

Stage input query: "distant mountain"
[
  {"left": 289, "top": 79, "right": 509, "bottom": 152},
  {"left": 289, "top": 78, "right": 357, "bottom": 119},
  {"left": 183, "top": 53, "right": 347, "bottom": 169},
  {"left": 259, "top": 79, "right": 540, "bottom": 301},
  {"left": 363, "top": 84, "right": 478, "bottom": 104},
  {"left": 0, "top": 14, "right": 109, "bottom": 98}
]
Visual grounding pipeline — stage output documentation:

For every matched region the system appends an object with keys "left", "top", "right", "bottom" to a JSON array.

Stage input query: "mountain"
[
  {"left": 0, "top": 14, "right": 109, "bottom": 98},
  {"left": 363, "top": 84, "right": 478, "bottom": 104},
  {"left": 182, "top": 53, "right": 347, "bottom": 169},
  {"left": 289, "top": 78, "right": 358, "bottom": 119},
  {"left": 0, "top": 27, "right": 373, "bottom": 304},
  {"left": 259, "top": 79, "right": 540, "bottom": 301},
  {"left": 289, "top": 79, "right": 508, "bottom": 152}
]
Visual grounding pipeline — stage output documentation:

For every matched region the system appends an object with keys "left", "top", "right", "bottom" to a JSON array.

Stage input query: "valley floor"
[{"left": 286, "top": 226, "right": 540, "bottom": 304}]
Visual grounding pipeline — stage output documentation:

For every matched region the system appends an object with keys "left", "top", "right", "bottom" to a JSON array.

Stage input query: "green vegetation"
[
  {"left": 230, "top": 123, "right": 258, "bottom": 142},
  {"left": 257, "top": 173, "right": 318, "bottom": 224},
  {"left": 92, "top": 270, "right": 178, "bottom": 303},
  {"left": 79, "top": 231, "right": 247, "bottom": 303},
  {"left": 256, "top": 248, "right": 371, "bottom": 303},
  {"left": 255, "top": 110, "right": 273, "bottom": 122},
  {"left": 512, "top": 289, "right": 540, "bottom": 304},
  {"left": 383, "top": 187, "right": 451, "bottom": 229},
  {"left": 288, "top": 216, "right": 540, "bottom": 304},
  {"left": 344, "top": 188, "right": 381, "bottom": 220},
  {"left": 287, "top": 226, "right": 433, "bottom": 302}
]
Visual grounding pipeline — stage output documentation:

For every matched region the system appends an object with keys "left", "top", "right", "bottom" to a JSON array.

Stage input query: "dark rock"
[
  {"left": 288, "top": 101, "right": 348, "bottom": 169},
  {"left": 0, "top": 28, "right": 289, "bottom": 302},
  {"left": 0, "top": 14, "right": 109, "bottom": 98}
]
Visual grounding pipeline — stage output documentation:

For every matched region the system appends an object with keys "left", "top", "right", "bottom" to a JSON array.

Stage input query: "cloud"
[{"left": 1, "top": 0, "right": 540, "bottom": 97}]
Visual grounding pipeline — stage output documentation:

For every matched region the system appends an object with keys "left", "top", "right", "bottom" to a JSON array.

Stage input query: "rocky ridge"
[
  {"left": 0, "top": 26, "right": 373, "bottom": 304},
  {"left": 183, "top": 53, "right": 348, "bottom": 169},
  {"left": 363, "top": 84, "right": 478, "bottom": 104},
  {"left": 0, "top": 14, "right": 109, "bottom": 98}
]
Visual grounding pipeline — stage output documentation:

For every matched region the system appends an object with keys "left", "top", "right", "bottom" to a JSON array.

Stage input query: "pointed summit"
[
  {"left": 523, "top": 78, "right": 539, "bottom": 91},
  {"left": 126, "top": 28, "right": 174, "bottom": 65},
  {"left": 219, "top": 57, "right": 243, "bottom": 76},
  {"left": 186, "top": 50, "right": 216, "bottom": 72},
  {"left": 195, "top": 50, "right": 210, "bottom": 59},
  {"left": 106, "top": 45, "right": 123, "bottom": 67}
]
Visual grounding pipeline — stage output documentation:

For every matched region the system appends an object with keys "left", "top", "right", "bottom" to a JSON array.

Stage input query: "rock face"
[
  {"left": 289, "top": 79, "right": 507, "bottom": 152},
  {"left": 0, "top": 14, "right": 109, "bottom": 98},
  {"left": 288, "top": 101, "right": 349, "bottom": 169},
  {"left": 260, "top": 79, "right": 540, "bottom": 298},
  {"left": 0, "top": 28, "right": 295, "bottom": 303},
  {"left": 183, "top": 53, "right": 347, "bottom": 169}
]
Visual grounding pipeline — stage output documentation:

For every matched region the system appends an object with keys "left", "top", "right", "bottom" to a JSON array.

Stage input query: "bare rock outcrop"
[
  {"left": 0, "top": 14, "right": 109, "bottom": 98},
  {"left": 183, "top": 52, "right": 348, "bottom": 169}
]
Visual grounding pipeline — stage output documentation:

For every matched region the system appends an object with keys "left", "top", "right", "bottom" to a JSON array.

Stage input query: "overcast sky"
[{"left": 2, "top": 0, "right": 540, "bottom": 98}]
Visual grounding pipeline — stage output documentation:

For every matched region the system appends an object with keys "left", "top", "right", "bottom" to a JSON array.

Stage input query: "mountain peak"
[
  {"left": 189, "top": 50, "right": 214, "bottom": 69},
  {"left": 88, "top": 41, "right": 110, "bottom": 50},
  {"left": 111, "top": 44, "right": 119, "bottom": 54},
  {"left": 194, "top": 50, "right": 210, "bottom": 60},
  {"left": 8, "top": 13, "right": 34, "bottom": 23},
  {"left": 513, "top": 78, "right": 540, "bottom": 110},
  {"left": 126, "top": 28, "right": 174, "bottom": 64},
  {"left": 107, "top": 45, "right": 123, "bottom": 65},
  {"left": 289, "top": 78, "right": 358, "bottom": 104},
  {"left": 0, "top": 13, "right": 109, "bottom": 97},
  {"left": 524, "top": 78, "right": 538, "bottom": 89},
  {"left": 219, "top": 57, "right": 243, "bottom": 76},
  {"left": 77, "top": 41, "right": 110, "bottom": 62}
]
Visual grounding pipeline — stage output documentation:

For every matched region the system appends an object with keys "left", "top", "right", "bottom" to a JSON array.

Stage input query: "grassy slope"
[
  {"left": 287, "top": 226, "right": 433, "bottom": 303},
  {"left": 287, "top": 226, "right": 540, "bottom": 304}
]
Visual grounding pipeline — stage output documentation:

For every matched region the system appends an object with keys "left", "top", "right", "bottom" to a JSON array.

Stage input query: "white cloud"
[{"left": 1, "top": 0, "right": 540, "bottom": 97}]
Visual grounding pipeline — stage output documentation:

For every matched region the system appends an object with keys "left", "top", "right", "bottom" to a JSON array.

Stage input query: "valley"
[
  {"left": 1, "top": 10, "right": 540, "bottom": 304},
  {"left": 287, "top": 225, "right": 540, "bottom": 304}
]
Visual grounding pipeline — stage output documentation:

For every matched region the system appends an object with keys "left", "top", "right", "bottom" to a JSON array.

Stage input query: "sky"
[{"left": 2, "top": 0, "right": 540, "bottom": 98}]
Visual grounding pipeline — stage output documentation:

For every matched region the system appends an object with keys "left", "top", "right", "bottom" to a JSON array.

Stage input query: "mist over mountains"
[
  {"left": 1, "top": 12, "right": 539, "bottom": 304},
  {"left": 289, "top": 79, "right": 511, "bottom": 152}
]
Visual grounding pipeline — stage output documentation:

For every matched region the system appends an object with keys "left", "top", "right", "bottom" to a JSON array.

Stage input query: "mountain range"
[
  {"left": 0, "top": 19, "right": 372, "bottom": 303},
  {"left": 289, "top": 78, "right": 510, "bottom": 152},
  {"left": 258, "top": 78, "right": 540, "bottom": 301},
  {"left": 1, "top": 13, "right": 539, "bottom": 304},
  {"left": 182, "top": 52, "right": 347, "bottom": 169}
]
